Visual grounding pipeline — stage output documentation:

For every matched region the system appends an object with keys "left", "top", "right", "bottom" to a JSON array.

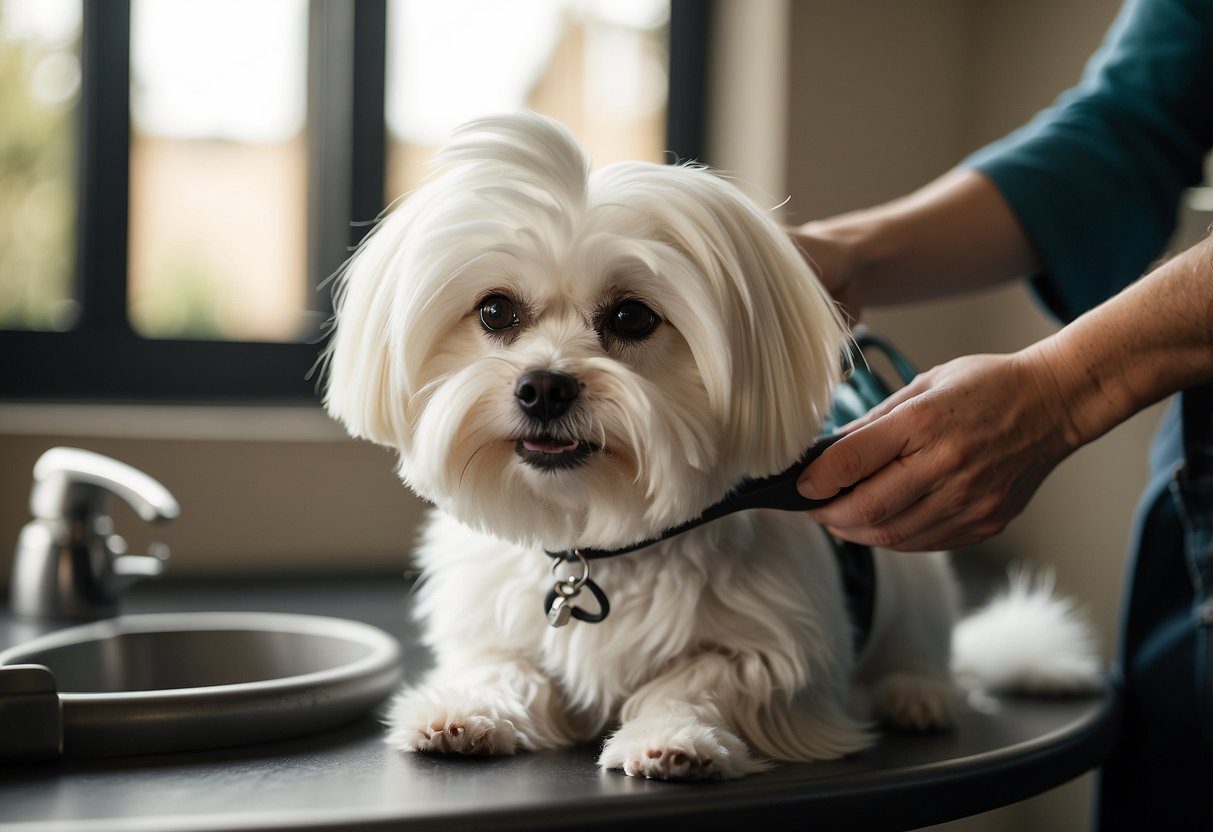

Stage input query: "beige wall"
[{"left": 0, "top": 411, "right": 423, "bottom": 580}]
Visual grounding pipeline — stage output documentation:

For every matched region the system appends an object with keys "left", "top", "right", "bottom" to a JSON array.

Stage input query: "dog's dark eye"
[
  {"left": 607, "top": 299, "right": 660, "bottom": 339},
  {"left": 479, "top": 295, "right": 519, "bottom": 332}
]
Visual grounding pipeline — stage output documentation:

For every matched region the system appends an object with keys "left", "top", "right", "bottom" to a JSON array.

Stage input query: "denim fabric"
[{"left": 1097, "top": 390, "right": 1213, "bottom": 829}]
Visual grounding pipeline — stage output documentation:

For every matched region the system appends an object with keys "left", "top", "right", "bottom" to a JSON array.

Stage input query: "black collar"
[{"left": 542, "top": 432, "right": 877, "bottom": 653}]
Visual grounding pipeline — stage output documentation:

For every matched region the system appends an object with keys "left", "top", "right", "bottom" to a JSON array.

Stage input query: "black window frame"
[{"left": 0, "top": 0, "right": 711, "bottom": 404}]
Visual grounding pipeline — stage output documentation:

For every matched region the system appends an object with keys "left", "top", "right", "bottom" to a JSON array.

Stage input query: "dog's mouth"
[{"left": 515, "top": 435, "right": 601, "bottom": 471}]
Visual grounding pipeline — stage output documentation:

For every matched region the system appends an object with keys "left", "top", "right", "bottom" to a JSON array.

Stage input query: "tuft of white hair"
[{"left": 951, "top": 569, "right": 1102, "bottom": 695}]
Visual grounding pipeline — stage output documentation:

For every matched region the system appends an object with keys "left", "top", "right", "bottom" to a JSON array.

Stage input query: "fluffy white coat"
[{"left": 323, "top": 113, "right": 1099, "bottom": 779}]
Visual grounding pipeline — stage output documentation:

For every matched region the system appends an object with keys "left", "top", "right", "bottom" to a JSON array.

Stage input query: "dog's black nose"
[{"left": 515, "top": 371, "right": 579, "bottom": 423}]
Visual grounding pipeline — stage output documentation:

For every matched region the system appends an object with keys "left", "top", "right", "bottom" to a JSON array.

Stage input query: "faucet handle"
[
  {"left": 107, "top": 537, "right": 170, "bottom": 595},
  {"left": 12, "top": 449, "right": 179, "bottom": 619},
  {"left": 29, "top": 447, "right": 180, "bottom": 524}
]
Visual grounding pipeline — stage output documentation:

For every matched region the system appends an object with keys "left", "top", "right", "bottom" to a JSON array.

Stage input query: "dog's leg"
[
  {"left": 385, "top": 652, "right": 576, "bottom": 755},
  {"left": 599, "top": 648, "right": 870, "bottom": 780},
  {"left": 858, "top": 551, "right": 961, "bottom": 732},
  {"left": 599, "top": 652, "right": 766, "bottom": 781}
]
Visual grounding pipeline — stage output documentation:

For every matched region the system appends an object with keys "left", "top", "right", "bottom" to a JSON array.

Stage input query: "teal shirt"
[{"left": 964, "top": 0, "right": 1213, "bottom": 324}]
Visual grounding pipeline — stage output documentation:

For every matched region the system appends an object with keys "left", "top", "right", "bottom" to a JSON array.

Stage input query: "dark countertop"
[{"left": 0, "top": 574, "right": 1119, "bottom": 832}]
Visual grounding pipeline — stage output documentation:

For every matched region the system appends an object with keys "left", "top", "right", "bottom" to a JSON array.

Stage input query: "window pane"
[
  {"left": 0, "top": 0, "right": 81, "bottom": 331},
  {"left": 128, "top": 0, "right": 309, "bottom": 342},
  {"left": 385, "top": 0, "right": 669, "bottom": 198}
]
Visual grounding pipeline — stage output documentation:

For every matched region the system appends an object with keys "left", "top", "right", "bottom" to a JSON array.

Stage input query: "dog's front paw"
[
  {"left": 385, "top": 687, "right": 527, "bottom": 755},
  {"left": 598, "top": 716, "right": 767, "bottom": 781}
]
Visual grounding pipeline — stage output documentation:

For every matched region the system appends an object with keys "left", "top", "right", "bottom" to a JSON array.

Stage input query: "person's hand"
[
  {"left": 797, "top": 350, "right": 1080, "bottom": 551},
  {"left": 787, "top": 221, "right": 863, "bottom": 321}
]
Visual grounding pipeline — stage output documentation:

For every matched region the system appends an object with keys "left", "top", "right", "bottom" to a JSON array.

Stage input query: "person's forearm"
[
  {"left": 1027, "top": 233, "right": 1213, "bottom": 450},
  {"left": 802, "top": 169, "right": 1040, "bottom": 306}
]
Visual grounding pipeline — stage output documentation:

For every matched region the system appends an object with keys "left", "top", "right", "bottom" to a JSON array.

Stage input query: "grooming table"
[{"left": 0, "top": 573, "right": 1118, "bottom": 832}]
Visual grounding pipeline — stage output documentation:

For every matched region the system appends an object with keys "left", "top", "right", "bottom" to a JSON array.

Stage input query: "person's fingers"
[
  {"left": 804, "top": 454, "right": 932, "bottom": 530},
  {"left": 825, "top": 481, "right": 1012, "bottom": 551},
  {"left": 823, "top": 490, "right": 964, "bottom": 550},
  {"left": 797, "top": 416, "right": 913, "bottom": 500},
  {"left": 891, "top": 490, "right": 1015, "bottom": 551}
]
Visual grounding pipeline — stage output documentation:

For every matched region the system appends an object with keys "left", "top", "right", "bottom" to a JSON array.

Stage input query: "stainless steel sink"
[{"left": 0, "top": 612, "right": 403, "bottom": 760}]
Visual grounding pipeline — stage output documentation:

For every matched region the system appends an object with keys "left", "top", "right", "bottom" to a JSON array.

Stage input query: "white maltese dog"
[{"left": 323, "top": 113, "right": 1099, "bottom": 779}]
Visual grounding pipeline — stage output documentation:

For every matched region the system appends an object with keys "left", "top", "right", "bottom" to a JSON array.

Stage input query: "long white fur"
[{"left": 324, "top": 113, "right": 1099, "bottom": 780}]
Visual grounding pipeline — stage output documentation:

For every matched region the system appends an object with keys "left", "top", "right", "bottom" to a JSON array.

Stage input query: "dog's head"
[{"left": 324, "top": 114, "right": 847, "bottom": 550}]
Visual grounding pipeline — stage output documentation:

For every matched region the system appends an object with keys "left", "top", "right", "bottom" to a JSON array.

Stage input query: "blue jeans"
[{"left": 1098, "top": 391, "right": 1213, "bottom": 830}]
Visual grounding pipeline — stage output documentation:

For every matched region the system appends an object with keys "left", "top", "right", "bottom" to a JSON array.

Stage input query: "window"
[
  {"left": 0, "top": 0, "right": 81, "bottom": 332},
  {"left": 128, "top": 0, "right": 311, "bottom": 342},
  {"left": 385, "top": 0, "right": 672, "bottom": 196},
  {"left": 0, "top": 0, "right": 709, "bottom": 402}
]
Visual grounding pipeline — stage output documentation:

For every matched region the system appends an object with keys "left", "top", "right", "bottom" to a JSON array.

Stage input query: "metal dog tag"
[{"left": 547, "top": 595, "right": 573, "bottom": 627}]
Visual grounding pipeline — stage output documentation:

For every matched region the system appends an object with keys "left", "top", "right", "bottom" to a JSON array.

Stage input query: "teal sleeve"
[{"left": 963, "top": 0, "right": 1213, "bottom": 323}]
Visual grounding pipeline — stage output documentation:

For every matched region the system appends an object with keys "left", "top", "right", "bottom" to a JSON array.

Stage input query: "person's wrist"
[
  {"left": 799, "top": 218, "right": 875, "bottom": 284},
  {"left": 1017, "top": 336, "right": 1122, "bottom": 453},
  {"left": 792, "top": 217, "right": 885, "bottom": 320}
]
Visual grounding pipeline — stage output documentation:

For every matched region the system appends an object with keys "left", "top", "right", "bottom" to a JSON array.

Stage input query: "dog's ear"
[
  {"left": 709, "top": 182, "right": 848, "bottom": 477},
  {"left": 324, "top": 113, "right": 590, "bottom": 451},
  {"left": 321, "top": 184, "right": 490, "bottom": 451},
  {"left": 321, "top": 200, "right": 419, "bottom": 449},
  {"left": 630, "top": 166, "right": 849, "bottom": 477}
]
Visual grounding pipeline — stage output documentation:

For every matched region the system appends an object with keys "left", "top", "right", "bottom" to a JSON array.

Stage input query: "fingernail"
[{"left": 797, "top": 475, "right": 823, "bottom": 500}]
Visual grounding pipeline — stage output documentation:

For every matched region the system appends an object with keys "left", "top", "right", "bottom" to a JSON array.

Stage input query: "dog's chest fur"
[{"left": 412, "top": 508, "right": 856, "bottom": 732}]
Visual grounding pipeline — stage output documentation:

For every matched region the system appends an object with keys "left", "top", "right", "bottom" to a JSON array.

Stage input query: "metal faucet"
[{"left": 10, "top": 448, "right": 179, "bottom": 620}]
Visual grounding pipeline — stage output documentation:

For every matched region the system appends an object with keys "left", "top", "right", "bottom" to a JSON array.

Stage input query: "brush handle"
[
  {"left": 576, "top": 434, "right": 849, "bottom": 559},
  {"left": 704, "top": 433, "right": 850, "bottom": 515}
]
